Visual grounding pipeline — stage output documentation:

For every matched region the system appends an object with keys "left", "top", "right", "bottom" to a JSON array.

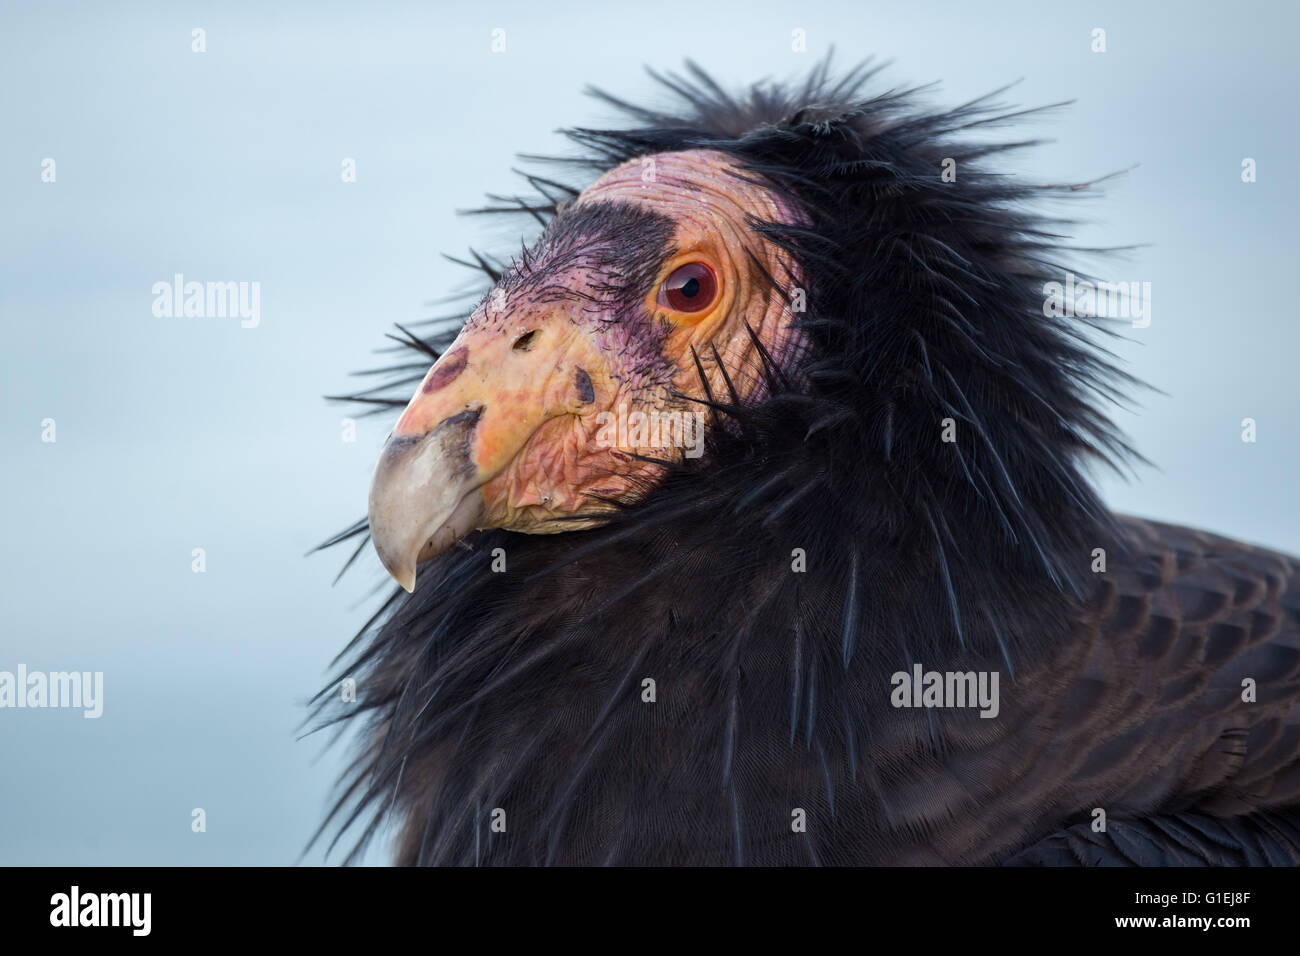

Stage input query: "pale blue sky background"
[{"left": 1, "top": 0, "right": 1297, "bottom": 864}]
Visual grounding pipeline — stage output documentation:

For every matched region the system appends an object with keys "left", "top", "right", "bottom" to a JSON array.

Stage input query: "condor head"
[{"left": 367, "top": 151, "right": 804, "bottom": 591}]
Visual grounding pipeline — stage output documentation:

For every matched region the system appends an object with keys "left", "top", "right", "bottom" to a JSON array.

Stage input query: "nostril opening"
[{"left": 512, "top": 330, "right": 539, "bottom": 351}]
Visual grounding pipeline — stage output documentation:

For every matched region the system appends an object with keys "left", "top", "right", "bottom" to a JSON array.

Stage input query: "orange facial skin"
[{"left": 368, "top": 149, "right": 807, "bottom": 588}]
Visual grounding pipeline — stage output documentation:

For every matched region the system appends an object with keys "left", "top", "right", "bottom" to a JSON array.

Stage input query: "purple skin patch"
[{"left": 424, "top": 347, "right": 467, "bottom": 393}]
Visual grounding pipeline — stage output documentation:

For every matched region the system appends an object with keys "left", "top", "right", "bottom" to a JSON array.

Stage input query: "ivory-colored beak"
[{"left": 367, "top": 409, "right": 486, "bottom": 592}]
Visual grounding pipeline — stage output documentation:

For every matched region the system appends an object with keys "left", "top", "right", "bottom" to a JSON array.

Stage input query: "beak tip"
[
  {"left": 380, "top": 555, "right": 417, "bottom": 593},
  {"left": 370, "top": 533, "right": 417, "bottom": 593}
]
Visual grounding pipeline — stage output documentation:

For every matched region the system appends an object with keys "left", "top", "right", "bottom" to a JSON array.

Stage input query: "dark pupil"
[{"left": 681, "top": 277, "right": 700, "bottom": 298}]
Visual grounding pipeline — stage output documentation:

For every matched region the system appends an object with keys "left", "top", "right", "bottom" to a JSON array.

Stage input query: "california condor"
[{"left": 313, "top": 61, "right": 1300, "bottom": 866}]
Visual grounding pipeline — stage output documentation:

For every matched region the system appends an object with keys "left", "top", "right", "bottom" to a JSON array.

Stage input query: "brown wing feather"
[
  {"left": 891, "top": 516, "right": 1300, "bottom": 864},
  {"left": 984, "top": 517, "right": 1300, "bottom": 863},
  {"left": 1089, "top": 517, "right": 1300, "bottom": 812}
]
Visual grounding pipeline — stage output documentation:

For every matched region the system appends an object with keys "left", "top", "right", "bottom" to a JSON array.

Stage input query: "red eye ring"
[{"left": 657, "top": 262, "right": 718, "bottom": 314}]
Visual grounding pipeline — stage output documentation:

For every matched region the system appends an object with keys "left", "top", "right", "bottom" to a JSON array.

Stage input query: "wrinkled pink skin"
[{"left": 412, "top": 149, "right": 806, "bottom": 535}]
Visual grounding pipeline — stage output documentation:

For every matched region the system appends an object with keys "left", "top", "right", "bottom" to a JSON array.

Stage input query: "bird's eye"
[{"left": 657, "top": 262, "right": 718, "bottom": 314}]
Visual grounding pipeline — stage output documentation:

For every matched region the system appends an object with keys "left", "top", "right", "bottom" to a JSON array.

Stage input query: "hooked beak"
[
  {"left": 367, "top": 407, "right": 486, "bottom": 592},
  {"left": 367, "top": 323, "right": 592, "bottom": 592}
]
